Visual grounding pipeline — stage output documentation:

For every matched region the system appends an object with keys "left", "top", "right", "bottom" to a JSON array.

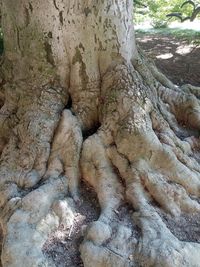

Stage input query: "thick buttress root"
[
  {"left": 79, "top": 62, "right": 200, "bottom": 267},
  {"left": 45, "top": 109, "right": 83, "bottom": 202},
  {"left": 0, "top": 59, "right": 200, "bottom": 267},
  {"left": 0, "top": 88, "right": 83, "bottom": 266}
]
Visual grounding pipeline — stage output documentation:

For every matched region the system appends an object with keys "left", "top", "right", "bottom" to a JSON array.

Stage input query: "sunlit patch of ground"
[
  {"left": 156, "top": 53, "right": 174, "bottom": 59},
  {"left": 136, "top": 28, "right": 200, "bottom": 86},
  {"left": 169, "top": 20, "right": 200, "bottom": 31},
  {"left": 137, "top": 33, "right": 200, "bottom": 86}
]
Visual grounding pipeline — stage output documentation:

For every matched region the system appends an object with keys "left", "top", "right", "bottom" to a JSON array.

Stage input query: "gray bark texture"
[{"left": 0, "top": 0, "right": 200, "bottom": 266}]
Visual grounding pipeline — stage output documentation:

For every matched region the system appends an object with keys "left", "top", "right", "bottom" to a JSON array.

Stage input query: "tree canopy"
[{"left": 135, "top": 0, "right": 200, "bottom": 27}]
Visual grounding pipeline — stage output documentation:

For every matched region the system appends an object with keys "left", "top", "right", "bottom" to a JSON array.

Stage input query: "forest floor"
[{"left": 136, "top": 30, "right": 200, "bottom": 86}]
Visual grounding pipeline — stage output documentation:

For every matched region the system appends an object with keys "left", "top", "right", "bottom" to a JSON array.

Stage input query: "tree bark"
[{"left": 0, "top": 0, "right": 200, "bottom": 266}]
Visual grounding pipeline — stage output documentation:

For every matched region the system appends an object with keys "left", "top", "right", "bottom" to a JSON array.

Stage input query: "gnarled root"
[
  {"left": 0, "top": 86, "right": 83, "bottom": 266},
  {"left": 80, "top": 62, "right": 200, "bottom": 267},
  {"left": 133, "top": 208, "right": 200, "bottom": 267},
  {"left": 1, "top": 177, "right": 69, "bottom": 267},
  {"left": 80, "top": 134, "right": 135, "bottom": 267},
  {"left": 45, "top": 109, "right": 83, "bottom": 202},
  {"left": 0, "top": 60, "right": 200, "bottom": 267}
]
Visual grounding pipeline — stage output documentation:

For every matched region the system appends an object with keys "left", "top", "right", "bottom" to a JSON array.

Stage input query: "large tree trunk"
[{"left": 0, "top": 0, "right": 200, "bottom": 266}]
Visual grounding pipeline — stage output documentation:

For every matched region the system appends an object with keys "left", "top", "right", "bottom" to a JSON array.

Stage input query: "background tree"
[
  {"left": 135, "top": 0, "right": 200, "bottom": 27},
  {"left": 0, "top": 0, "right": 200, "bottom": 267},
  {"left": 167, "top": 0, "right": 200, "bottom": 22}
]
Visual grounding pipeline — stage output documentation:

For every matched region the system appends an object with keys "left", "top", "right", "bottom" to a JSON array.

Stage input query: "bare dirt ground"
[
  {"left": 136, "top": 33, "right": 200, "bottom": 86},
  {"left": 43, "top": 181, "right": 101, "bottom": 267}
]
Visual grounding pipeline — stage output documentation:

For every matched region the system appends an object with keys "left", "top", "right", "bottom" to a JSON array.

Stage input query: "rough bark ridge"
[{"left": 0, "top": 0, "right": 200, "bottom": 266}]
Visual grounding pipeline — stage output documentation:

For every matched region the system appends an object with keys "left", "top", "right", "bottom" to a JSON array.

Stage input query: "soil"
[
  {"left": 136, "top": 33, "right": 200, "bottom": 86},
  {"left": 43, "top": 181, "right": 101, "bottom": 267},
  {"left": 158, "top": 209, "right": 200, "bottom": 243},
  {"left": 43, "top": 181, "right": 140, "bottom": 267}
]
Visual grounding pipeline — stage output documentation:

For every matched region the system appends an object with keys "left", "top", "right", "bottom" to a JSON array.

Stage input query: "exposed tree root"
[
  {"left": 79, "top": 62, "right": 200, "bottom": 267},
  {"left": 43, "top": 181, "right": 100, "bottom": 267},
  {"left": 1, "top": 177, "right": 68, "bottom": 267},
  {"left": 45, "top": 109, "right": 83, "bottom": 202},
  {"left": 0, "top": 84, "right": 82, "bottom": 266},
  {"left": 0, "top": 57, "right": 200, "bottom": 267}
]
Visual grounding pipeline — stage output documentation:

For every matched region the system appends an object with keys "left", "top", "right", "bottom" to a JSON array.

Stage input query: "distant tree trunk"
[{"left": 0, "top": 1, "right": 200, "bottom": 266}]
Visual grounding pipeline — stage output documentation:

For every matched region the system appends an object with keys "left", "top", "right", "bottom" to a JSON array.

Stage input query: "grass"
[{"left": 136, "top": 27, "right": 200, "bottom": 44}]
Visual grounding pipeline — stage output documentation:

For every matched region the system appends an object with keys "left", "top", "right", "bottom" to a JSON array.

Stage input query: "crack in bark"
[
  {"left": 44, "top": 41, "right": 55, "bottom": 67},
  {"left": 59, "top": 11, "right": 63, "bottom": 25},
  {"left": 53, "top": 0, "right": 59, "bottom": 11}
]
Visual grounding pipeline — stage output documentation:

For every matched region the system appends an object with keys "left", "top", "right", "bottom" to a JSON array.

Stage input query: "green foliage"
[
  {"left": 167, "top": 1, "right": 200, "bottom": 22},
  {"left": 147, "top": 0, "right": 171, "bottom": 27},
  {"left": 134, "top": 0, "right": 200, "bottom": 27}
]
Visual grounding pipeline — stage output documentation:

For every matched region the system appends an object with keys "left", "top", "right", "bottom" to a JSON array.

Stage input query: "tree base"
[{"left": 0, "top": 53, "right": 200, "bottom": 267}]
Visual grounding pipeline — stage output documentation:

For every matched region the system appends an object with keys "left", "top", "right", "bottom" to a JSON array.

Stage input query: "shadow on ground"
[{"left": 137, "top": 33, "right": 200, "bottom": 86}]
